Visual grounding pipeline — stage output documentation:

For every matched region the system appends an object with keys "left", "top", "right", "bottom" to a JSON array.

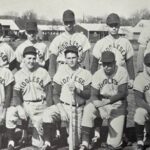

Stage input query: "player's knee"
[{"left": 134, "top": 107, "right": 148, "bottom": 124}]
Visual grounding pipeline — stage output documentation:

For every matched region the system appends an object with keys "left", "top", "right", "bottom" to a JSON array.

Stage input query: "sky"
[{"left": 0, "top": 0, "right": 150, "bottom": 20}]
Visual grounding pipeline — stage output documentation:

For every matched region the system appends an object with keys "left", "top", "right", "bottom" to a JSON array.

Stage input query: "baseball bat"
[{"left": 69, "top": 91, "right": 74, "bottom": 150}]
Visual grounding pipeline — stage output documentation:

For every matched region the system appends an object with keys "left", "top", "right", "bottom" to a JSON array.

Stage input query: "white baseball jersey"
[
  {"left": 15, "top": 40, "right": 49, "bottom": 67},
  {"left": 138, "top": 27, "right": 150, "bottom": 56},
  {"left": 92, "top": 66, "right": 128, "bottom": 111},
  {"left": 49, "top": 32, "right": 91, "bottom": 63},
  {"left": 53, "top": 64, "right": 92, "bottom": 105},
  {"left": 14, "top": 67, "right": 51, "bottom": 101},
  {"left": 134, "top": 71, "right": 150, "bottom": 105},
  {"left": 92, "top": 35, "right": 134, "bottom": 67},
  {"left": 0, "top": 42, "right": 15, "bottom": 68},
  {"left": 0, "top": 67, "right": 14, "bottom": 104}
]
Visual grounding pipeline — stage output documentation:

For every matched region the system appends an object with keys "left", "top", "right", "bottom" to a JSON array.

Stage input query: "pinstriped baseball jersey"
[
  {"left": 14, "top": 67, "right": 51, "bottom": 101},
  {"left": 92, "top": 66, "right": 128, "bottom": 109},
  {"left": 92, "top": 35, "right": 134, "bottom": 67},
  {"left": 0, "top": 67, "right": 14, "bottom": 104},
  {"left": 15, "top": 40, "right": 49, "bottom": 67},
  {"left": 53, "top": 64, "right": 92, "bottom": 105},
  {"left": 49, "top": 32, "right": 91, "bottom": 63},
  {"left": 134, "top": 72, "right": 150, "bottom": 105},
  {"left": 0, "top": 42, "right": 15, "bottom": 68}
]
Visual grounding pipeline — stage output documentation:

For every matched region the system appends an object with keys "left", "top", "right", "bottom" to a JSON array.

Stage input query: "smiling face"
[
  {"left": 23, "top": 54, "right": 37, "bottom": 71},
  {"left": 65, "top": 52, "right": 78, "bottom": 69}
]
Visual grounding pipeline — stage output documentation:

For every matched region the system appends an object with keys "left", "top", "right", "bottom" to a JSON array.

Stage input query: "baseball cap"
[
  {"left": 64, "top": 46, "right": 78, "bottom": 56},
  {"left": 25, "top": 21, "right": 38, "bottom": 31},
  {"left": 144, "top": 53, "right": 150, "bottom": 66},
  {"left": 63, "top": 10, "right": 75, "bottom": 22},
  {"left": 106, "top": 13, "right": 120, "bottom": 25},
  {"left": 23, "top": 46, "right": 37, "bottom": 57},
  {"left": 101, "top": 51, "right": 115, "bottom": 63}
]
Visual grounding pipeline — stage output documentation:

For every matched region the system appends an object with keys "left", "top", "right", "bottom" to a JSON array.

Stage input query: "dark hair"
[{"left": 64, "top": 46, "right": 78, "bottom": 57}]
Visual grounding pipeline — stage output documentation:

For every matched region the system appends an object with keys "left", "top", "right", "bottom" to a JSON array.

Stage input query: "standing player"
[
  {"left": 15, "top": 21, "right": 49, "bottom": 70},
  {"left": 80, "top": 51, "right": 128, "bottom": 150},
  {"left": 0, "top": 23, "right": 16, "bottom": 71},
  {"left": 42, "top": 46, "right": 92, "bottom": 150},
  {"left": 91, "top": 13, "right": 135, "bottom": 85},
  {"left": 134, "top": 53, "right": 150, "bottom": 150},
  {"left": 48, "top": 9, "right": 91, "bottom": 78},
  {"left": 0, "top": 65, "right": 14, "bottom": 148},
  {"left": 137, "top": 27, "right": 150, "bottom": 73},
  {"left": 6, "top": 46, "right": 52, "bottom": 149}
]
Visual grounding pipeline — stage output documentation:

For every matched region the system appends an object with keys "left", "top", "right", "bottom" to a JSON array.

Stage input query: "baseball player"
[
  {"left": 137, "top": 26, "right": 150, "bottom": 73},
  {"left": 48, "top": 9, "right": 91, "bottom": 78},
  {"left": 41, "top": 45, "right": 92, "bottom": 150},
  {"left": 79, "top": 51, "right": 128, "bottom": 150},
  {"left": 0, "top": 66, "right": 14, "bottom": 148},
  {"left": 133, "top": 53, "right": 150, "bottom": 150},
  {"left": 0, "top": 23, "right": 16, "bottom": 71},
  {"left": 91, "top": 13, "right": 135, "bottom": 85},
  {"left": 6, "top": 46, "right": 52, "bottom": 149},
  {"left": 15, "top": 21, "right": 49, "bottom": 70}
]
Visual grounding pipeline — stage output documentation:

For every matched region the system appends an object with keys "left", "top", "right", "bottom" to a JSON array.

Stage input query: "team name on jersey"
[
  {"left": 61, "top": 75, "right": 85, "bottom": 86},
  {"left": 144, "top": 83, "right": 150, "bottom": 92},
  {"left": 105, "top": 44, "right": 126, "bottom": 57},
  {"left": 36, "top": 50, "right": 44, "bottom": 59},
  {"left": 0, "top": 76, "right": 5, "bottom": 85},
  {"left": 99, "top": 78, "right": 118, "bottom": 89},
  {"left": 58, "top": 40, "right": 83, "bottom": 54},
  {"left": 0, "top": 52, "right": 8, "bottom": 62},
  {"left": 20, "top": 77, "right": 44, "bottom": 90}
]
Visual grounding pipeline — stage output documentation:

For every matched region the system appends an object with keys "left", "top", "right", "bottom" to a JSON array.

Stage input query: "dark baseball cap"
[
  {"left": 106, "top": 13, "right": 120, "bottom": 25},
  {"left": 25, "top": 21, "right": 38, "bottom": 31},
  {"left": 23, "top": 46, "right": 37, "bottom": 57},
  {"left": 101, "top": 51, "right": 115, "bottom": 63},
  {"left": 144, "top": 53, "right": 150, "bottom": 66},
  {"left": 64, "top": 45, "right": 78, "bottom": 56},
  {"left": 63, "top": 10, "right": 75, "bottom": 22}
]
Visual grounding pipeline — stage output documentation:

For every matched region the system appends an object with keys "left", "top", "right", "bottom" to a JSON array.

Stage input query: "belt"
[
  {"left": 60, "top": 101, "right": 84, "bottom": 107},
  {"left": 24, "top": 98, "right": 46, "bottom": 103}
]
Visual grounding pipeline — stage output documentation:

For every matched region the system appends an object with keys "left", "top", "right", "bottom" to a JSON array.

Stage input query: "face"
[
  {"left": 145, "top": 64, "right": 150, "bottom": 76},
  {"left": 108, "top": 23, "right": 120, "bottom": 36},
  {"left": 65, "top": 52, "right": 78, "bottom": 69},
  {"left": 64, "top": 21, "right": 75, "bottom": 33},
  {"left": 102, "top": 61, "right": 116, "bottom": 76},
  {"left": 26, "top": 30, "right": 37, "bottom": 42},
  {"left": 23, "top": 54, "right": 36, "bottom": 70}
]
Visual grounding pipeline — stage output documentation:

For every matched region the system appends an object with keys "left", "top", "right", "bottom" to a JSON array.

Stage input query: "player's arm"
[
  {"left": 11, "top": 89, "right": 23, "bottom": 106},
  {"left": 136, "top": 45, "right": 145, "bottom": 73},
  {"left": 45, "top": 82, "right": 53, "bottom": 106},
  {"left": 134, "top": 90, "right": 150, "bottom": 113},
  {"left": 91, "top": 56, "right": 99, "bottom": 74},
  {"left": 9, "top": 58, "right": 17, "bottom": 71},
  {"left": 108, "top": 83, "right": 128, "bottom": 104},
  {"left": 53, "top": 82, "right": 61, "bottom": 105},
  {"left": 44, "top": 59, "right": 49, "bottom": 71},
  {"left": 126, "top": 57, "right": 135, "bottom": 80},
  {"left": 49, "top": 54, "right": 57, "bottom": 79}
]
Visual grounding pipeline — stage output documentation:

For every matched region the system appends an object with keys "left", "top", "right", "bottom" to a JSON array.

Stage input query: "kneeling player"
[
  {"left": 42, "top": 46, "right": 92, "bottom": 150},
  {"left": 80, "top": 51, "right": 128, "bottom": 150},
  {"left": 134, "top": 53, "right": 150, "bottom": 150}
]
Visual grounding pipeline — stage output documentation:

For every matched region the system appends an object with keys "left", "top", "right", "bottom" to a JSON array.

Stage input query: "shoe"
[
  {"left": 79, "top": 144, "right": 88, "bottom": 150},
  {"left": 8, "top": 144, "right": 15, "bottom": 150}
]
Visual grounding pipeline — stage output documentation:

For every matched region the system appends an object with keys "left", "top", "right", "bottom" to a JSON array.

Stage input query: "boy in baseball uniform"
[
  {"left": 6, "top": 46, "right": 52, "bottom": 149},
  {"left": 48, "top": 9, "right": 91, "bottom": 78},
  {"left": 134, "top": 53, "right": 150, "bottom": 150},
  {"left": 42, "top": 45, "right": 92, "bottom": 150},
  {"left": 15, "top": 21, "right": 49, "bottom": 70},
  {"left": 80, "top": 51, "right": 128, "bottom": 150}
]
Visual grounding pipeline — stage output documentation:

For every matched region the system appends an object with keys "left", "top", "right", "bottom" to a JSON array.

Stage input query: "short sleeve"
[
  {"left": 4, "top": 68, "right": 14, "bottom": 86},
  {"left": 92, "top": 40, "right": 102, "bottom": 59}
]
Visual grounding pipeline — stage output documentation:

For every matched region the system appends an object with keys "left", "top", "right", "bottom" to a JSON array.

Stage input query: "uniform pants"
[
  {"left": 6, "top": 101, "right": 47, "bottom": 148},
  {"left": 81, "top": 102, "right": 125, "bottom": 148}
]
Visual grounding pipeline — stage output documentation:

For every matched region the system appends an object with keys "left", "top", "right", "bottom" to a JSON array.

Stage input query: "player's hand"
[
  {"left": 101, "top": 98, "right": 111, "bottom": 106},
  {"left": 93, "top": 100, "right": 103, "bottom": 108},
  {"left": 99, "top": 107, "right": 109, "bottom": 119},
  {"left": 68, "top": 82, "right": 75, "bottom": 93},
  {"left": 128, "top": 79, "right": 134, "bottom": 89}
]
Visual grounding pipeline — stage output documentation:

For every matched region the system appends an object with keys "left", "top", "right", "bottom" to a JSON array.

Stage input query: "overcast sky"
[{"left": 0, "top": 0, "right": 150, "bottom": 20}]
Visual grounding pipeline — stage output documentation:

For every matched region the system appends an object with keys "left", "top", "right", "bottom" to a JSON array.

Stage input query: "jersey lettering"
[
  {"left": 144, "top": 83, "right": 150, "bottom": 92},
  {"left": 99, "top": 78, "right": 118, "bottom": 89},
  {"left": 0, "top": 52, "right": 8, "bottom": 62}
]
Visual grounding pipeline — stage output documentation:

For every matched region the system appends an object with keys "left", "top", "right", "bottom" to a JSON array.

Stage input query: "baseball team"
[{"left": 0, "top": 9, "right": 149, "bottom": 150}]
